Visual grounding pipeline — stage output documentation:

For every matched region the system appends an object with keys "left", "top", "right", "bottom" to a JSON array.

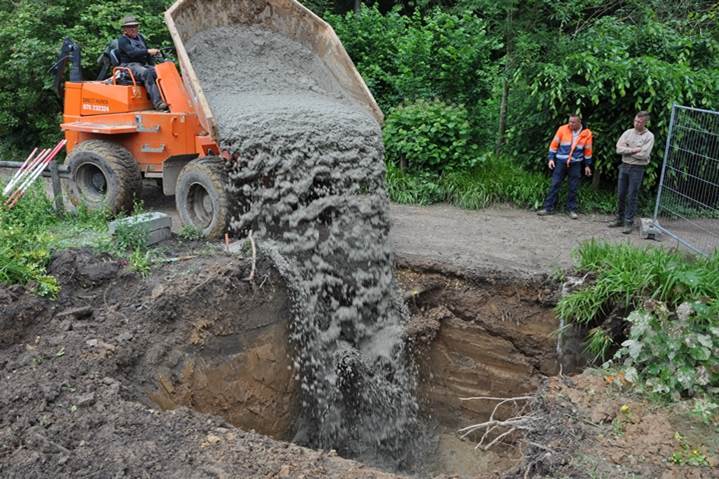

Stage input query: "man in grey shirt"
[{"left": 610, "top": 111, "right": 655, "bottom": 234}]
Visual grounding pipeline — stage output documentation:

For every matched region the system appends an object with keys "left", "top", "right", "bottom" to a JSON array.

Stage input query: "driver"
[{"left": 116, "top": 15, "right": 168, "bottom": 111}]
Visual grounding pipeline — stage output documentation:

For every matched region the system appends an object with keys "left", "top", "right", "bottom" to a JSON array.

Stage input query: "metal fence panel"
[{"left": 653, "top": 105, "right": 719, "bottom": 256}]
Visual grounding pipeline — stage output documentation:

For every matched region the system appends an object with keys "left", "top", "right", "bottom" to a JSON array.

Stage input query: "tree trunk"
[
  {"left": 495, "top": 77, "right": 510, "bottom": 155},
  {"left": 354, "top": 0, "right": 360, "bottom": 14}
]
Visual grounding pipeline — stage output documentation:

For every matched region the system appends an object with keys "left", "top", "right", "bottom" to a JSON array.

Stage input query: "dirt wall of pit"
[{"left": 399, "top": 267, "right": 565, "bottom": 428}]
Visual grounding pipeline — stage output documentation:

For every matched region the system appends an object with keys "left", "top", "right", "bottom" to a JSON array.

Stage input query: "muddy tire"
[
  {"left": 67, "top": 140, "right": 142, "bottom": 213},
  {"left": 175, "top": 157, "right": 229, "bottom": 239}
]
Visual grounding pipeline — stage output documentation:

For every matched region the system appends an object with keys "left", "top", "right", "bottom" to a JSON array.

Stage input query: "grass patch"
[
  {"left": 386, "top": 156, "right": 618, "bottom": 213},
  {"left": 0, "top": 183, "right": 166, "bottom": 295},
  {"left": 559, "top": 241, "right": 719, "bottom": 401},
  {"left": 558, "top": 240, "right": 719, "bottom": 324},
  {"left": 0, "top": 184, "right": 111, "bottom": 296}
]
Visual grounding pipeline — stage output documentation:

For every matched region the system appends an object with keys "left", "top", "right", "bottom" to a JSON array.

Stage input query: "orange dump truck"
[{"left": 57, "top": 0, "right": 381, "bottom": 238}]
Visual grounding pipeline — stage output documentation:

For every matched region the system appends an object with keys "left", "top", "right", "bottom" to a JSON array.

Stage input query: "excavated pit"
[
  {"left": 145, "top": 261, "right": 571, "bottom": 478},
  {"left": 0, "top": 247, "right": 580, "bottom": 478},
  {"left": 185, "top": 23, "right": 419, "bottom": 467}
]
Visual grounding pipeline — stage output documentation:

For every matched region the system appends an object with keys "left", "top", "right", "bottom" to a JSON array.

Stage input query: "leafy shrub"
[
  {"left": 327, "top": 6, "right": 500, "bottom": 148},
  {"left": 0, "top": 180, "right": 127, "bottom": 296},
  {"left": 509, "top": 14, "right": 719, "bottom": 188},
  {"left": 611, "top": 301, "right": 719, "bottom": 400},
  {"left": 385, "top": 162, "right": 445, "bottom": 205},
  {"left": 384, "top": 99, "right": 479, "bottom": 175},
  {"left": 178, "top": 224, "right": 205, "bottom": 241},
  {"left": 325, "top": 6, "right": 409, "bottom": 112},
  {"left": 0, "top": 0, "right": 172, "bottom": 156},
  {"left": 0, "top": 184, "right": 60, "bottom": 296},
  {"left": 559, "top": 241, "right": 719, "bottom": 400},
  {"left": 386, "top": 154, "right": 616, "bottom": 212}
]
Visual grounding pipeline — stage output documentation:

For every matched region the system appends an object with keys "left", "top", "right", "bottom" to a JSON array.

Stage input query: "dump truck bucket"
[{"left": 165, "top": 0, "right": 383, "bottom": 142}]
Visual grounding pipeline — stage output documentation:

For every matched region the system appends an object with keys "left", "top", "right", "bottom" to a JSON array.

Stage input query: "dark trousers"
[
  {"left": 543, "top": 160, "right": 582, "bottom": 212},
  {"left": 125, "top": 63, "right": 163, "bottom": 108},
  {"left": 616, "top": 163, "right": 645, "bottom": 225}
]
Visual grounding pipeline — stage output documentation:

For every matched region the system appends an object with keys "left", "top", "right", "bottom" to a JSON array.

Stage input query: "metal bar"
[
  {"left": 673, "top": 105, "right": 719, "bottom": 116},
  {"left": 653, "top": 223, "right": 708, "bottom": 256},
  {"left": 0, "top": 160, "right": 69, "bottom": 178},
  {"left": 671, "top": 146, "right": 719, "bottom": 165},
  {"left": 665, "top": 165, "right": 719, "bottom": 190},
  {"left": 653, "top": 104, "right": 676, "bottom": 222},
  {"left": 657, "top": 205, "right": 719, "bottom": 237}
]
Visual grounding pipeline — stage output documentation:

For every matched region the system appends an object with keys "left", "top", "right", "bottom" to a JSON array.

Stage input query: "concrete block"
[
  {"left": 109, "top": 212, "right": 173, "bottom": 246},
  {"left": 640, "top": 218, "right": 659, "bottom": 240},
  {"left": 147, "top": 227, "right": 172, "bottom": 244}
]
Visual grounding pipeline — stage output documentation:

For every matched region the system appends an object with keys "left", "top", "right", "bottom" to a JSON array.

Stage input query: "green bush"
[
  {"left": 508, "top": 14, "right": 719, "bottom": 188},
  {"left": 384, "top": 99, "right": 479, "bottom": 175},
  {"left": 558, "top": 241, "right": 719, "bottom": 324},
  {"left": 385, "top": 162, "right": 445, "bottom": 205},
  {"left": 327, "top": 6, "right": 500, "bottom": 148},
  {"left": 558, "top": 241, "right": 719, "bottom": 399},
  {"left": 613, "top": 301, "right": 719, "bottom": 399},
  {"left": 325, "top": 6, "right": 409, "bottom": 112},
  {"left": 0, "top": 181, "right": 117, "bottom": 296},
  {"left": 0, "top": 185, "right": 60, "bottom": 296}
]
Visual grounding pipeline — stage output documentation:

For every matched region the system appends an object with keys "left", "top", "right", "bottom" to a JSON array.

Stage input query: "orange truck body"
[
  {"left": 59, "top": 0, "right": 383, "bottom": 195},
  {"left": 60, "top": 62, "right": 219, "bottom": 183}
]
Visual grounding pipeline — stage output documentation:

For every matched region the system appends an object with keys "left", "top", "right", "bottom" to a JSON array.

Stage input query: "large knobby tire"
[
  {"left": 66, "top": 140, "right": 142, "bottom": 213},
  {"left": 175, "top": 157, "right": 230, "bottom": 239}
]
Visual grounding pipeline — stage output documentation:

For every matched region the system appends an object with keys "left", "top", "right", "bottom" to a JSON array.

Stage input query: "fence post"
[
  {"left": 652, "top": 104, "right": 676, "bottom": 224},
  {"left": 49, "top": 159, "right": 64, "bottom": 214}
]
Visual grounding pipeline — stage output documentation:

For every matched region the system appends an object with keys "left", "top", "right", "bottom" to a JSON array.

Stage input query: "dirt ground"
[
  {"left": 144, "top": 180, "right": 679, "bottom": 277},
  {"left": 506, "top": 371, "right": 719, "bottom": 479},
  {"left": 388, "top": 203, "right": 674, "bottom": 277},
  {"left": 0, "top": 247, "right": 404, "bottom": 479}
]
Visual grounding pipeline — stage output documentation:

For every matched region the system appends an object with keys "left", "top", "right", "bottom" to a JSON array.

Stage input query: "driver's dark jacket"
[{"left": 117, "top": 34, "right": 154, "bottom": 65}]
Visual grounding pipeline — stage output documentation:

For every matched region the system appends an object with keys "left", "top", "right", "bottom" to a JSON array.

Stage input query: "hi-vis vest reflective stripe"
[{"left": 548, "top": 124, "right": 593, "bottom": 165}]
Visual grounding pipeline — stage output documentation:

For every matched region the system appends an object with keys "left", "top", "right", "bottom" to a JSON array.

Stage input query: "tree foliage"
[
  {"left": 330, "top": 1, "right": 719, "bottom": 189},
  {"left": 510, "top": 6, "right": 719, "bottom": 187},
  {"left": 1, "top": 0, "right": 718, "bottom": 194},
  {"left": 327, "top": 6, "right": 500, "bottom": 145},
  {"left": 383, "top": 99, "right": 478, "bottom": 174}
]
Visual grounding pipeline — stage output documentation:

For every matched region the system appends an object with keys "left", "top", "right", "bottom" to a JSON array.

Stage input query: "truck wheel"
[
  {"left": 175, "top": 158, "right": 229, "bottom": 239},
  {"left": 66, "top": 140, "right": 142, "bottom": 213}
]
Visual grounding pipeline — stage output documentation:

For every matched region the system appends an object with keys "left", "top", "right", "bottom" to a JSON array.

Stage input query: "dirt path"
[
  {"left": 389, "top": 203, "right": 665, "bottom": 277},
  {"left": 143, "top": 180, "right": 672, "bottom": 277},
  {"left": 1, "top": 170, "right": 673, "bottom": 277}
]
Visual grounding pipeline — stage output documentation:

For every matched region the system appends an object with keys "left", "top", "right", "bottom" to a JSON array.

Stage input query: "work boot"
[
  {"left": 155, "top": 101, "right": 169, "bottom": 112},
  {"left": 622, "top": 223, "right": 633, "bottom": 234},
  {"left": 608, "top": 218, "right": 624, "bottom": 228},
  {"left": 568, "top": 211, "right": 578, "bottom": 220},
  {"left": 537, "top": 209, "right": 552, "bottom": 216}
]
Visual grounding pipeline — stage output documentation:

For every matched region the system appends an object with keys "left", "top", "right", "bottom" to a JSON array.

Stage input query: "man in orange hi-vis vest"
[{"left": 537, "top": 114, "right": 593, "bottom": 219}]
